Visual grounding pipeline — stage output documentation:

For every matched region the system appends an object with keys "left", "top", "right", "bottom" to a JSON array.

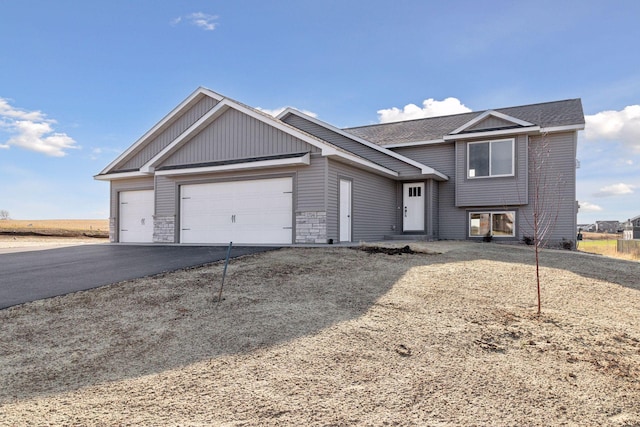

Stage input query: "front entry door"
[{"left": 403, "top": 182, "right": 425, "bottom": 231}]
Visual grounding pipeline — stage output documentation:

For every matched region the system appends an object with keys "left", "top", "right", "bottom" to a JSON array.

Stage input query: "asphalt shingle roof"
[{"left": 344, "top": 98, "right": 584, "bottom": 146}]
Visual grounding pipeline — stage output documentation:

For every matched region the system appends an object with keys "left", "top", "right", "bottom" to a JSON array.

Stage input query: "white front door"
[
  {"left": 119, "top": 189, "right": 154, "bottom": 243},
  {"left": 339, "top": 179, "right": 352, "bottom": 242},
  {"left": 403, "top": 182, "right": 424, "bottom": 232},
  {"left": 180, "top": 177, "right": 293, "bottom": 244}
]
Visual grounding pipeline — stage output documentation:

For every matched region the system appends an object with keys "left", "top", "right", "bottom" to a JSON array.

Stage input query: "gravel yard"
[{"left": 0, "top": 241, "right": 638, "bottom": 425}]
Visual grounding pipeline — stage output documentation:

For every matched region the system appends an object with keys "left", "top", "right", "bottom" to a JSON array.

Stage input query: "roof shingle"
[{"left": 344, "top": 98, "right": 584, "bottom": 146}]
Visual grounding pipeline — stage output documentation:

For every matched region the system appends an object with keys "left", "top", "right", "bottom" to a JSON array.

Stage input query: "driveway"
[{"left": 0, "top": 244, "right": 277, "bottom": 309}]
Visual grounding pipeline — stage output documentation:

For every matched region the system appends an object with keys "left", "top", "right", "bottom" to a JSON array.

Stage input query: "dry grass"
[
  {"left": 0, "top": 242, "right": 639, "bottom": 425},
  {"left": 0, "top": 219, "right": 109, "bottom": 238},
  {"left": 578, "top": 235, "right": 640, "bottom": 261}
]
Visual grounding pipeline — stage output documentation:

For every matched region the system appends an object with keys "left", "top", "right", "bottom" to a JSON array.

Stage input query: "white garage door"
[
  {"left": 119, "top": 189, "right": 154, "bottom": 243},
  {"left": 180, "top": 177, "right": 293, "bottom": 244}
]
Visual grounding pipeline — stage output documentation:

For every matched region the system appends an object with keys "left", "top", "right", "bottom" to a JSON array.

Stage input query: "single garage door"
[
  {"left": 119, "top": 189, "right": 154, "bottom": 243},
  {"left": 180, "top": 177, "right": 293, "bottom": 244}
]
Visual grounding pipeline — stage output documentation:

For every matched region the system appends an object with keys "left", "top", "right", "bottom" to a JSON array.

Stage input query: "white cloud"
[
  {"left": 377, "top": 97, "right": 471, "bottom": 123},
  {"left": 257, "top": 107, "right": 318, "bottom": 119},
  {"left": 172, "top": 12, "right": 218, "bottom": 31},
  {"left": 585, "top": 105, "right": 640, "bottom": 153},
  {"left": 579, "top": 201, "right": 603, "bottom": 212},
  {"left": 0, "top": 98, "right": 79, "bottom": 157},
  {"left": 593, "top": 183, "right": 636, "bottom": 197}
]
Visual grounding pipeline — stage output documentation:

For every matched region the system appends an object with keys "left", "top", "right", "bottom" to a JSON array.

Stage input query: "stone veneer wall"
[
  {"left": 109, "top": 217, "right": 117, "bottom": 243},
  {"left": 296, "top": 211, "right": 327, "bottom": 244},
  {"left": 153, "top": 216, "right": 176, "bottom": 243}
]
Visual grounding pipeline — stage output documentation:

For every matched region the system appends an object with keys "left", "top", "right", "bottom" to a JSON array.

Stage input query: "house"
[
  {"left": 596, "top": 220, "right": 620, "bottom": 234},
  {"left": 628, "top": 215, "right": 640, "bottom": 239},
  {"left": 577, "top": 223, "right": 596, "bottom": 232},
  {"left": 95, "top": 87, "right": 585, "bottom": 247}
]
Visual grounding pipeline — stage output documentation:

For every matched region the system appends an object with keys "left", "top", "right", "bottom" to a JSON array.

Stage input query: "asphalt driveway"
[{"left": 0, "top": 244, "right": 277, "bottom": 309}]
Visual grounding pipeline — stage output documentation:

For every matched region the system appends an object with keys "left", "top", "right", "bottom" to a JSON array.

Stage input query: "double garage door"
[{"left": 180, "top": 177, "right": 293, "bottom": 244}]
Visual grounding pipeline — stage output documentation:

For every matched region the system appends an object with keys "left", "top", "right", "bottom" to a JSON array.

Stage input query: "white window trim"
[
  {"left": 468, "top": 211, "right": 516, "bottom": 238},
  {"left": 467, "top": 138, "right": 515, "bottom": 179}
]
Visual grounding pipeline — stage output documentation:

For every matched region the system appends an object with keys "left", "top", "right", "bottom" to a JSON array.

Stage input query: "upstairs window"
[{"left": 467, "top": 139, "right": 514, "bottom": 178}]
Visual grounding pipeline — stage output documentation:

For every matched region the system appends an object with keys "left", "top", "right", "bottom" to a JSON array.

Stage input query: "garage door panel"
[
  {"left": 180, "top": 177, "right": 293, "bottom": 244},
  {"left": 119, "top": 190, "right": 154, "bottom": 243}
]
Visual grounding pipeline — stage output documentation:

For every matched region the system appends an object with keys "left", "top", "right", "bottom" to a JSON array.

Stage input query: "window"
[
  {"left": 467, "top": 139, "right": 514, "bottom": 178},
  {"left": 469, "top": 211, "right": 515, "bottom": 237},
  {"left": 408, "top": 186, "right": 421, "bottom": 197}
]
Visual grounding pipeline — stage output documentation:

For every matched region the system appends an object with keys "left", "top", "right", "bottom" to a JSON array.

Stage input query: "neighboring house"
[
  {"left": 95, "top": 87, "right": 585, "bottom": 246},
  {"left": 596, "top": 220, "right": 620, "bottom": 234},
  {"left": 577, "top": 223, "right": 596, "bottom": 232},
  {"left": 629, "top": 215, "right": 640, "bottom": 239}
]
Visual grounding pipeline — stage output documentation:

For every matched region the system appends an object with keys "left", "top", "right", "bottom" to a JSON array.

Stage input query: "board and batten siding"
[
  {"left": 327, "top": 159, "right": 397, "bottom": 242},
  {"left": 455, "top": 134, "right": 528, "bottom": 207},
  {"left": 283, "top": 114, "right": 422, "bottom": 176},
  {"left": 391, "top": 143, "right": 466, "bottom": 239},
  {"left": 118, "top": 96, "right": 219, "bottom": 171},
  {"left": 160, "top": 109, "right": 319, "bottom": 167},
  {"left": 518, "top": 132, "right": 578, "bottom": 244}
]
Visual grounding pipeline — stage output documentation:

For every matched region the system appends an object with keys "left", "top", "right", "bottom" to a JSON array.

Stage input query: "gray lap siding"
[
  {"left": 327, "top": 159, "right": 397, "bottom": 242},
  {"left": 392, "top": 143, "right": 466, "bottom": 240},
  {"left": 393, "top": 131, "right": 578, "bottom": 244},
  {"left": 455, "top": 134, "right": 529, "bottom": 207}
]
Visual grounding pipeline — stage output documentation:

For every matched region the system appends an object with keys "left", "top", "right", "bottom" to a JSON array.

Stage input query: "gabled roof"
[
  {"left": 344, "top": 98, "right": 585, "bottom": 147},
  {"left": 277, "top": 108, "right": 448, "bottom": 181},
  {"left": 96, "top": 87, "right": 403, "bottom": 180},
  {"left": 98, "top": 87, "right": 224, "bottom": 175}
]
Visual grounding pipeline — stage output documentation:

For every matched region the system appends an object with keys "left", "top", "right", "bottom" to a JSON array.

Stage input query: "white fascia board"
[
  {"left": 280, "top": 109, "right": 437, "bottom": 176},
  {"left": 141, "top": 101, "right": 230, "bottom": 172},
  {"left": 93, "top": 171, "right": 151, "bottom": 181},
  {"left": 99, "top": 87, "right": 224, "bottom": 175},
  {"left": 444, "top": 126, "right": 541, "bottom": 141},
  {"left": 382, "top": 138, "right": 447, "bottom": 148},
  {"left": 539, "top": 124, "right": 585, "bottom": 133},
  {"left": 450, "top": 110, "right": 535, "bottom": 135},
  {"left": 155, "top": 153, "right": 311, "bottom": 177}
]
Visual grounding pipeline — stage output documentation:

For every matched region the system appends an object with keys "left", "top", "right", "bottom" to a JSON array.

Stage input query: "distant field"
[
  {"left": 579, "top": 231, "right": 621, "bottom": 240},
  {"left": 0, "top": 219, "right": 109, "bottom": 238},
  {"left": 577, "top": 234, "right": 639, "bottom": 261}
]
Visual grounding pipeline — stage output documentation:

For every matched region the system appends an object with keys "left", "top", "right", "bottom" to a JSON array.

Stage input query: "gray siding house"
[{"left": 95, "top": 87, "right": 585, "bottom": 246}]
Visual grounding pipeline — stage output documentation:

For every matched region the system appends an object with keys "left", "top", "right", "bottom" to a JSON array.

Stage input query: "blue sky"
[{"left": 0, "top": 0, "right": 638, "bottom": 224}]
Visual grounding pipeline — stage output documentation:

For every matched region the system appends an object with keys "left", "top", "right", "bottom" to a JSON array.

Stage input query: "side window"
[{"left": 468, "top": 139, "right": 514, "bottom": 178}]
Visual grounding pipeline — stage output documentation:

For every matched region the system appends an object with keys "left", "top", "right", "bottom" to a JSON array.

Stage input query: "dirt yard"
[{"left": 1, "top": 242, "right": 639, "bottom": 425}]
